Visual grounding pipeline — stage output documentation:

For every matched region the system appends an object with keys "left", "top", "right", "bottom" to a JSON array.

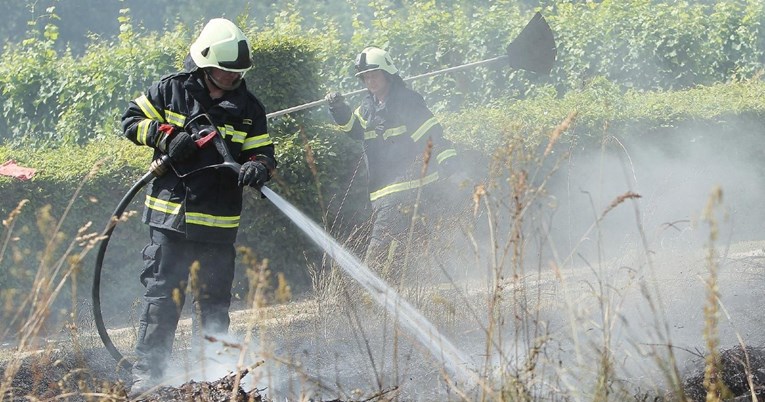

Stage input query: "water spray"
[
  {"left": 92, "top": 121, "right": 479, "bottom": 386},
  {"left": 260, "top": 186, "right": 480, "bottom": 385}
]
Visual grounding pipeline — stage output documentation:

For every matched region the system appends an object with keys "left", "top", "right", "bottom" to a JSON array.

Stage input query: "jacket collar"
[{"left": 184, "top": 70, "right": 248, "bottom": 116}]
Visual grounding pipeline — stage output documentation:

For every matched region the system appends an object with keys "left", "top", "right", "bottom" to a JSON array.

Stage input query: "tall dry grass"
[
  {"left": 300, "top": 111, "right": 703, "bottom": 401},
  {"left": 0, "top": 113, "right": 758, "bottom": 401},
  {"left": 0, "top": 162, "right": 116, "bottom": 400}
]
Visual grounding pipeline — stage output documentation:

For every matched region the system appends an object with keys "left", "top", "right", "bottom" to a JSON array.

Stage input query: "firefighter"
[
  {"left": 121, "top": 18, "right": 276, "bottom": 396},
  {"left": 325, "top": 46, "right": 461, "bottom": 283}
]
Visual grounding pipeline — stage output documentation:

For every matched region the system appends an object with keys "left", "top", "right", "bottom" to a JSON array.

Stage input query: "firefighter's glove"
[
  {"left": 166, "top": 131, "right": 197, "bottom": 162},
  {"left": 238, "top": 160, "right": 270, "bottom": 189},
  {"left": 325, "top": 91, "right": 345, "bottom": 108}
]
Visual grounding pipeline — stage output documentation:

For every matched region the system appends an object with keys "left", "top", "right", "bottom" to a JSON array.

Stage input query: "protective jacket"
[
  {"left": 122, "top": 69, "right": 276, "bottom": 243},
  {"left": 329, "top": 80, "right": 457, "bottom": 202}
]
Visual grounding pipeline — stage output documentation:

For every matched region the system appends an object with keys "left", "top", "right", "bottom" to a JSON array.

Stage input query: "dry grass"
[{"left": 2, "top": 115, "right": 765, "bottom": 401}]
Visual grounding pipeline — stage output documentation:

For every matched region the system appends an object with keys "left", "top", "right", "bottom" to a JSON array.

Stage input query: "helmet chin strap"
[{"left": 204, "top": 68, "right": 243, "bottom": 91}]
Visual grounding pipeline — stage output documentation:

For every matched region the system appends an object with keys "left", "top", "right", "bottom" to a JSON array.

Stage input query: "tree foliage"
[{"left": 1, "top": 0, "right": 762, "bottom": 149}]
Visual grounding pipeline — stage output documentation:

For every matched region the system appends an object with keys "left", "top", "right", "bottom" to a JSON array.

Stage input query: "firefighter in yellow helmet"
[
  {"left": 121, "top": 18, "right": 277, "bottom": 396},
  {"left": 325, "top": 46, "right": 461, "bottom": 283}
]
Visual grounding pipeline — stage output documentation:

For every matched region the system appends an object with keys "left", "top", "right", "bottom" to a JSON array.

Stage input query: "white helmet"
[
  {"left": 190, "top": 18, "right": 252, "bottom": 73},
  {"left": 354, "top": 46, "right": 398, "bottom": 76}
]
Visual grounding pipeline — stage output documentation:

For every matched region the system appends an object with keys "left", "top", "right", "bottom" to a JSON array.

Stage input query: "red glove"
[
  {"left": 158, "top": 123, "right": 176, "bottom": 136},
  {"left": 158, "top": 124, "right": 196, "bottom": 162},
  {"left": 156, "top": 123, "right": 177, "bottom": 153}
]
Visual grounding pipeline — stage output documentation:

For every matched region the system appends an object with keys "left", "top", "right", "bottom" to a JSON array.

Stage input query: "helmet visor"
[
  {"left": 206, "top": 67, "right": 247, "bottom": 91},
  {"left": 354, "top": 52, "right": 380, "bottom": 76}
]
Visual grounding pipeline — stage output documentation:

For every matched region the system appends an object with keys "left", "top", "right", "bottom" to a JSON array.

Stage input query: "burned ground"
[{"left": 0, "top": 347, "right": 130, "bottom": 400}]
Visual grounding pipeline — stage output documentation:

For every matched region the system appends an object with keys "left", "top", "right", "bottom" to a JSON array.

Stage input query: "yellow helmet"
[
  {"left": 190, "top": 18, "right": 252, "bottom": 73},
  {"left": 354, "top": 47, "right": 398, "bottom": 76}
]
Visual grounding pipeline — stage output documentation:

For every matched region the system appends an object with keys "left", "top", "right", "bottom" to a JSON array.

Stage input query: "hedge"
[{"left": 2, "top": 1, "right": 764, "bottom": 148}]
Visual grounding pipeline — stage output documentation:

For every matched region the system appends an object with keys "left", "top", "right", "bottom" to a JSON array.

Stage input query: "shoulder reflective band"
[{"left": 135, "top": 95, "right": 165, "bottom": 123}]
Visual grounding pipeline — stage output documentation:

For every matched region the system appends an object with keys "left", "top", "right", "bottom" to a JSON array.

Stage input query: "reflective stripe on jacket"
[
  {"left": 122, "top": 69, "right": 276, "bottom": 243},
  {"left": 329, "top": 82, "right": 457, "bottom": 202}
]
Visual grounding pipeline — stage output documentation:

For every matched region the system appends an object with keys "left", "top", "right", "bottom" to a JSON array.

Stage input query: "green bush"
[
  {"left": 546, "top": 0, "right": 764, "bottom": 92},
  {"left": 2, "top": 1, "right": 764, "bottom": 150},
  {"left": 0, "top": 9, "right": 189, "bottom": 148},
  {"left": 300, "top": 0, "right": 765, "bottom": 114},
  {"left": 441, "top": 77, "right": 765, "bottom": 153}
]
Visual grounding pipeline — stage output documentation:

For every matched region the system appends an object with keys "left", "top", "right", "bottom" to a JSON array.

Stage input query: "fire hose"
[{"left": 92, "top": 115, "right": 246, "bottom": 370}]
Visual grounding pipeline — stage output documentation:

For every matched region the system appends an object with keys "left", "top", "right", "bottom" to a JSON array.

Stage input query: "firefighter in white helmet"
[
  {"left": 325, "top": 46, "right": 462, "bottom": 284},
  {"left": 121, "top": 18, "right": 277, "bottom": 396}
]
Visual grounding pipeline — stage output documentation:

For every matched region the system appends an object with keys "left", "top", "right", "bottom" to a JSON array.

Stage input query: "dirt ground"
[{"left": 2, "top": 236, "right": 765, "bottom": 401}]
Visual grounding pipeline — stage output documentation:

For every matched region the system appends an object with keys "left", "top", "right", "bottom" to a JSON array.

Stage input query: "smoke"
[
  {"left": 551, "top": 124, "right": 765, "bottom": 257},
  {"left": 505, "top": 118, "right": 765, "bottom": 394},
  {"left": 107, "top": 117, "right": 765, "bottom": 401},
  {"left": 89, "top": 118, "right": 765, "bottom": 400},
  {"left": 162, "top": 330, "right": 268, "bottom": 391},
  {"left": 313, "top": 115, "right": 765, "bottom": 399}
]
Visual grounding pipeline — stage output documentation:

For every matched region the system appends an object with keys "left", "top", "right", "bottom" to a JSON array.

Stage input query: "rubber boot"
[{"left": 128, "top": 366, "right": 158, "bottom": 398}]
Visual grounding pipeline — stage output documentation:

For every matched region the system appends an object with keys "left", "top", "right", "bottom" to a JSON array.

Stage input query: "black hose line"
[
  {"left": 93, "top": 120, "right": 243, "bottom": 370},
  {"left": 92, "top": 165, "right": 162, "bottom": 371}
]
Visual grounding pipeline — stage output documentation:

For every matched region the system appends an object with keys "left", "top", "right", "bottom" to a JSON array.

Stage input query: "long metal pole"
[{"left": 265, "top": 55, "right": 508, "bottom": 120}]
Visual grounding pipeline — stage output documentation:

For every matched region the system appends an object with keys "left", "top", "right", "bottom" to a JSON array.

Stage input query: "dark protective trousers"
[
  {"left": 133, "top": 227, "right": 236, "bottom": 380},
  {"left": 364, "top": 189, "right": 441, "bottom": 285}
]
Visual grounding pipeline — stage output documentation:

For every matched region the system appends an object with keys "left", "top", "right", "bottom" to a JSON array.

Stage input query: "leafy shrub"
[
  {"left": 2, "top": 1, "right": 764, "bottom": 150},
  {"left": 0, "top": 9, "right": 188, "bottom": 148},
  {"left": 298, "top": 0, "right": 765, "bottom": 114},
  {"left": 546, "top": 0, "right": 764, "bottom": 92},
  {"left": 441, "top": 77, "right": 765, "bottom": 153}
]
